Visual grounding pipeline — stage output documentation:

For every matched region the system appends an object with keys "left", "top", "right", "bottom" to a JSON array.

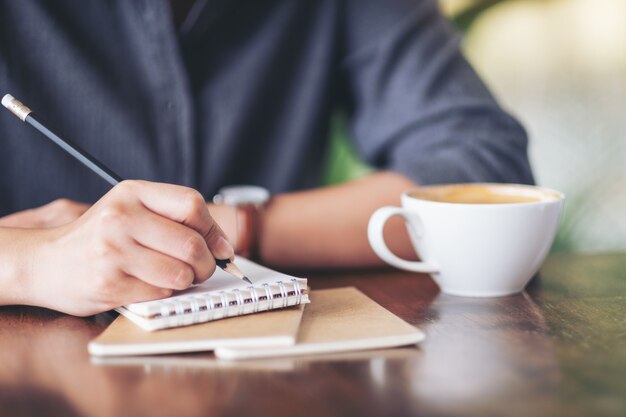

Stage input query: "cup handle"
[{"left": 368, "top": 206, "right": 439, "bottom": 273}]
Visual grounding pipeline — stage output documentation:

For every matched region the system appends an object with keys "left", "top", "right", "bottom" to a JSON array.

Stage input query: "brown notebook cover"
[
  {"left": 89, "top": 304, "right": 305, "bottom": 357},
  {"left": 214, "top": 287, "right": 425, "bottom": 360}
]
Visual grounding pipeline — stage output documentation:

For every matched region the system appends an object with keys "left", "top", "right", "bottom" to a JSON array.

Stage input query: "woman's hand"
[
  {"left": 0, "top": 199, "right": 90, "bottom": 228},
  {"left": 5, "top": 180, "right": 233, "bottom": 316}
]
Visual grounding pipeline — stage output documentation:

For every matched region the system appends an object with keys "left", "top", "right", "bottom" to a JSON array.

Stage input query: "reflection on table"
[{"left": 0, "top": 253, "right": 624, "bottom": 417}]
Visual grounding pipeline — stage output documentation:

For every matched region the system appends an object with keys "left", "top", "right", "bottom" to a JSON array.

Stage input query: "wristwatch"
[{"left": 213, "top": 185, "right": 270, "bottom": 259}]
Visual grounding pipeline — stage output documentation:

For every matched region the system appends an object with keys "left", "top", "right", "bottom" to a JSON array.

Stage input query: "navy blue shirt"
[{"left": 0, "top": 0, "right": 533, "bottom": 215}]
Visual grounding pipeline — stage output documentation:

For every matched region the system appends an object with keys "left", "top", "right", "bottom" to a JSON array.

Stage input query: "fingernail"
[{"left": 213, "top": 236, "right": 234, "bottom": 260}]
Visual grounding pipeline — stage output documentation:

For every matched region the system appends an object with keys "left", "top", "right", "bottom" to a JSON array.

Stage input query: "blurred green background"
[{"left": 324, "top": 0, "right": 626, "bottom": 253}]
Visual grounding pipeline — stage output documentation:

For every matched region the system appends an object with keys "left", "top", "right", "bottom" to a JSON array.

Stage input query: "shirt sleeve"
[{"left": 340, "top": 0, "right": 534, "bottom": 185}]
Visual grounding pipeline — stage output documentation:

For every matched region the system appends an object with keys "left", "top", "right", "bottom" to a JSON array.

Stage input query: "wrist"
[{"left": 0, "top": 227, "right": 51, "bottom": 306}]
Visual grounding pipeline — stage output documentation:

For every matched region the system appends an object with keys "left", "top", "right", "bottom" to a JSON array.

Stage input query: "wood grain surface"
[{"left": 0, "top": 253, "right": 624, "bottom": 417}]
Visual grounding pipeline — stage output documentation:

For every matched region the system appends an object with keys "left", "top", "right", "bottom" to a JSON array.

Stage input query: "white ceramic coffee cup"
[{"left": 368, "top": 183, "right": 564, "bottom": 297}]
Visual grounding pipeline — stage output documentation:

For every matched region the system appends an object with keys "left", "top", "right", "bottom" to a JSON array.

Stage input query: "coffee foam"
[{"left": 409, "top": 184, "right": 561, "bottom": 205}]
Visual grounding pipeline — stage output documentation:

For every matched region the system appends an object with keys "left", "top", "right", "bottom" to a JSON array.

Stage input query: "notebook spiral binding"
[{"left": 152, "top": 279, "right": 305, "bottom": 326}]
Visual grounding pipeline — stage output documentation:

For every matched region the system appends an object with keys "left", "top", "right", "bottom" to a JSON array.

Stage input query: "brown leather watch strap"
[{"left": 236, "top": 203, "right": 261, "bottom": 260}]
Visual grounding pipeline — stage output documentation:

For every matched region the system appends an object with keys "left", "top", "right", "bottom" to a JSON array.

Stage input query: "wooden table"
[{"left": 1, "top": 253, "right": 624, "bottom": 417}]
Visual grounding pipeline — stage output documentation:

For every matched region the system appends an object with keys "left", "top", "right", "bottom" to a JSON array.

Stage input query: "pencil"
[{"left": 1, "top": 94, "right": 252, "bottom": 285}]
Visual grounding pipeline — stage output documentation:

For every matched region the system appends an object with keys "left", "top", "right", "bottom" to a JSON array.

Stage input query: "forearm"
[{"left": 258, "top": 171, "right": 417, "bottom": 268}]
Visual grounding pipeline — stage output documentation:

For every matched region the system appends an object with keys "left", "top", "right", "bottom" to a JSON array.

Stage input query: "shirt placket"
[{"left": 132, "top": 0, "right": 196, "bottom": 186}]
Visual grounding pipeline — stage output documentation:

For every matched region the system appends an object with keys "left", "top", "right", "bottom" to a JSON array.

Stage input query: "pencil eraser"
[
  {"left": 1, "top": 94, "right": 14, "bottom": 109},
  {"left": 2, "top": 94, "right": 32, "bottom": 121}
]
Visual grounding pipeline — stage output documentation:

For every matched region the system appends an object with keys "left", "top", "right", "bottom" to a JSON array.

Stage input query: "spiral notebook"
[{"left": 117, "top": 257, "right": 309, "bottom": 331}]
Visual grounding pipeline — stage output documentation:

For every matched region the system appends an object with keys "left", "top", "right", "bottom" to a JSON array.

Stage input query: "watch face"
[{"left": 213, "top": 185, "right": 270, "bottom": 206}]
